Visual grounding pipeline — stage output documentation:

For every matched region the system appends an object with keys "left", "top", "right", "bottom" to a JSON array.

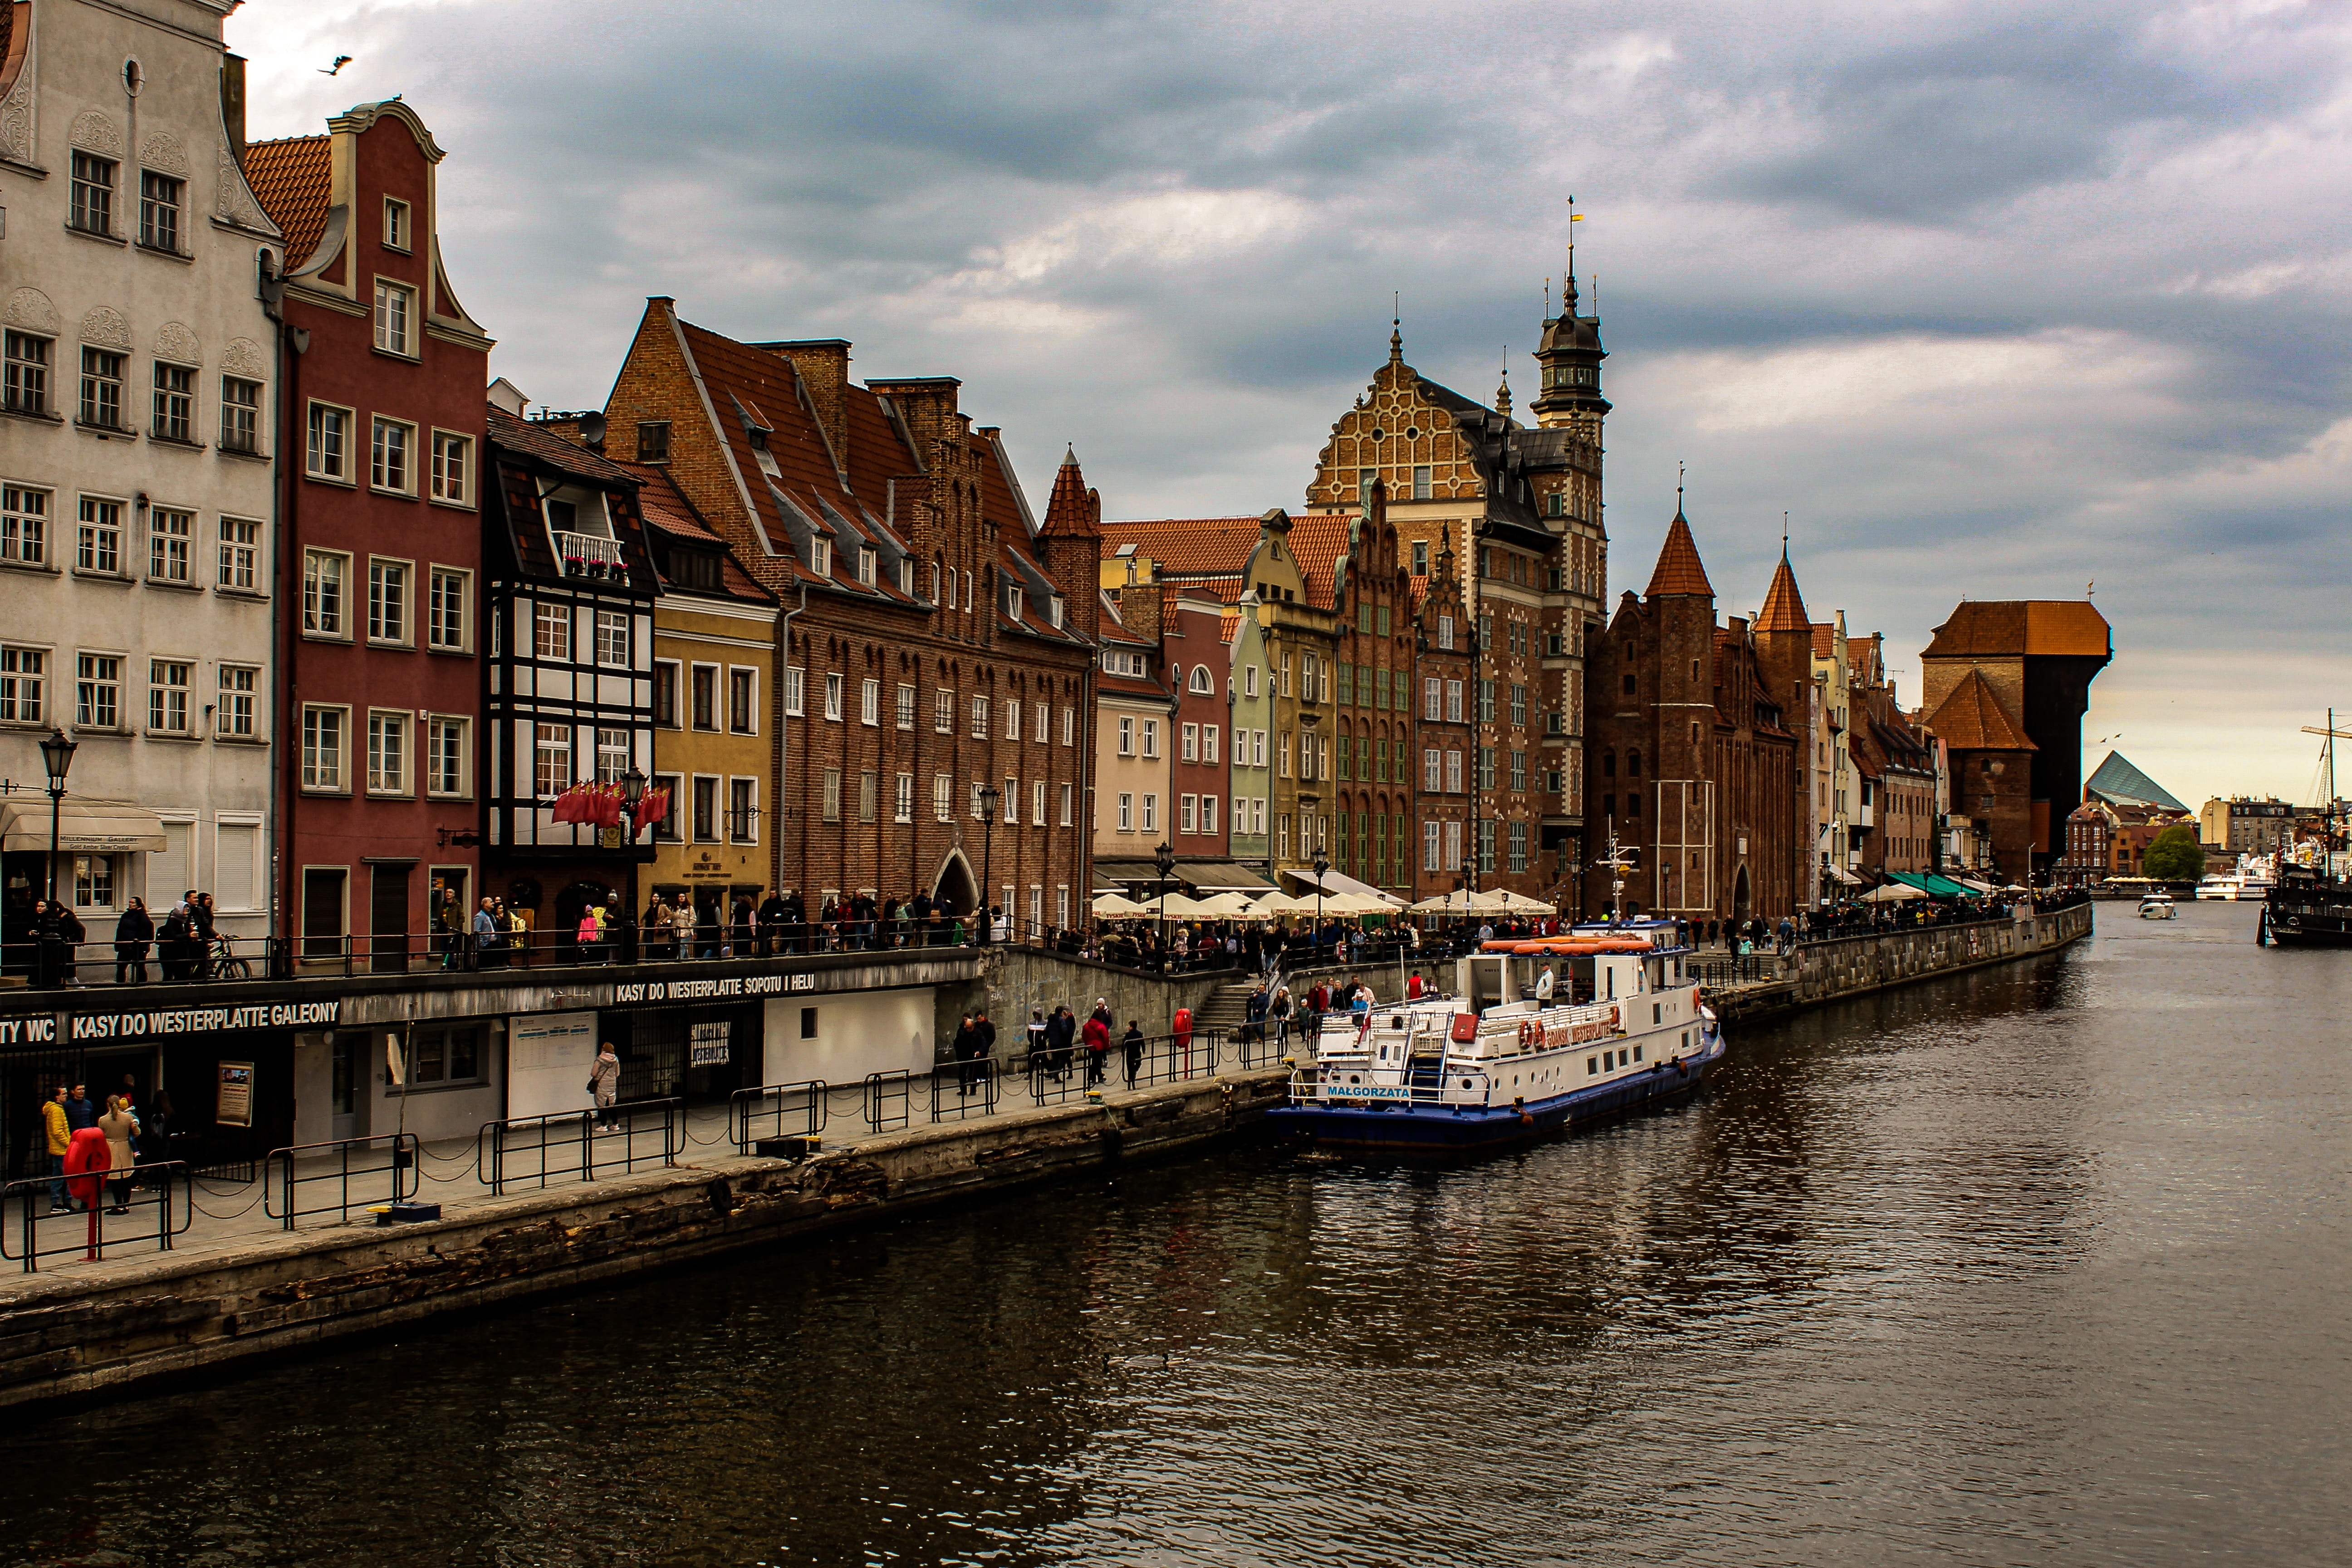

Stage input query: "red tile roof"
[
  {"left": 1039, "top": 448, "right": 1100, "bottom": 539},
  {"left": 1924, "top": 600, "right": 2111, "bottom": 660},
  {"left": 1644, "top": 511, "right": 1714, "bottom": 598},
  {"left": 1097, "top": 516, "right": 1269, "bottom": 577},
  {"left": 242, "top": 134, "right": 333, "bottom": 268},
  {"left": 1924, "top": 669, "right": 2036, "bottom": 750},
  {"left": 617, "top": 461, "right": 775, "bottom": 605}
]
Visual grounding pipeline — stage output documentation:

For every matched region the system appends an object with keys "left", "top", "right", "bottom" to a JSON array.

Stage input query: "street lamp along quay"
[
  {"left": 39, "top": 727, "right": 77, "bottom": 987},
  {"left": 620, "top": 765, "right": 647, "bottom": 963},
  {"left": 1153, "top": 840, "right": 1174, "bottom": 958},
  {"left": 977, "top": 784, "right": 1003, "bottom": 945}
]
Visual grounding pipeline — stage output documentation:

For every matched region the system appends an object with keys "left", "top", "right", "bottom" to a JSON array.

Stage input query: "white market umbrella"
[
  {"left": 1858, "top": 883, "right": 1926, "bottom": 903},
  {"left": 1188, "top": 891, "right": 1259, "bottom": 918},
  {"left": 1091, "top": 892, "right": 1152, "bottom": 918}
]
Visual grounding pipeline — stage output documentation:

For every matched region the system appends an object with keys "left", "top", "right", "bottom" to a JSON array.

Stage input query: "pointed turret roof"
[
  {"left": 1756, "top": 549, "right": 1810, "bottom": 632},
  {"left": 1644, "top": 509, "right": 1714, "bottom": 598},
  {"left": 1038, "top": 446, "right": 1100, "bottom": 539}
]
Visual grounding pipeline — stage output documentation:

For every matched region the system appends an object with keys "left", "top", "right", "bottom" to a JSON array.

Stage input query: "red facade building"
[
  {"left": 1165, "top": 590, "right": 1228, "bottom": 862},
  {"left": 246, "top": 101, "right": 492, "bottom": 962}
]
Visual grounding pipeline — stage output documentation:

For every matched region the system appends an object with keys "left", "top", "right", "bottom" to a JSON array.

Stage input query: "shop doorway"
[{"left": 932, "top": 852, "right": 977, "bottom": 918}]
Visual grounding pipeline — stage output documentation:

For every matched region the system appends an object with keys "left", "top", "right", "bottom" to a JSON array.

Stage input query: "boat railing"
[{"left": 1289, "top": 1064, "right": 1493, "bottom": 1108}]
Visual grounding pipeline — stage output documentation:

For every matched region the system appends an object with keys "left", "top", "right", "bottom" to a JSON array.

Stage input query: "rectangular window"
[
  {"left": 1509, "top": 821, "right": 1529, "bottom": 873},
  {"left": 150, "top": 362, "right": 194, "bottom": 441},
  {"left": 367, "top": 711, "right": 408, "bottom": 793},
  {"left": 1117, "top": 793, "right": 1133, "bottom": 832},
  {"left": 136, "top": 170, "right": 183, "bottom": 250},
  {"left": 72, "top": 855, "right": 114, "bottom": 909},
  {"left": 146, "top": 659, "right": 189, "bottom": 734},
  {"left": 373, "top": 279, "right": 415, "bottom": 356},
  {"left": 3, "top": 333, "right": 51, "bottom": 416},
  {"left": 1478, "top": 820, "right": 1496, "bottom": 874},
  {"left": 861, "top": 677, "right": 880, "bottom": 727},
  {"left": 1202, "top": 795, "right": 1219, "bottom": 835},
  {"left": 1510, "top": 683, "right": 1527, "bottom": 727},
  {"left": 428, "top": 717, "right": 467, "bottom": 795},
  {"left": 1141, "top": 718, "right": 1160, "bottom": 759},
  {"left": 1281, "top": 655, "right": 1293, "bottom": 698},
  {"left": 732, "top": 669, "right": 757, "bottom": 733},
  {"left": 1117, "top": 715, "right": 1133, "bottom": 756},
  {"left": 533, "top": 723, "right": 571, "bottom": 795},
  {"left": 371, "top": 417, "right": 414, "bottom": 492},
  {"left": 636, "top": 421, "right": 671, "bottom": 463},
  {"left": 299, "top": 551, "right": 347, "bottom": 635},
  {"left": 1062, "top": 706, "right": 1075, "bottom": 746},
  {"left": 651, "top": 662, "right": 680, "bottom": 728},
  {"left": 1412, "top": 465, "right": 1431, "bottom": 500},
  {"left": 1245, "top": 665, "right": 1259, "bottom": 699},
  {"left": 1005, "top": 699, "right": 1021, "bottom": 741},
  {"left": 307, "top": 403, "right": 350, "bottom": 478},
  {"left": 1338, "top": 663, "right": 1354, "bottom": 708},
  {"left": 935, "top": 687, "right": 953, "bottom": 733},
  {"left": 691, "top": 665, "right": 716, "bottom": 729},
  {"left": 594, "top": 609, "right": 630, "bottom": 666},
  {"left": 1034, "top": 702, "right": 1049, "bottom": 743},
  {"left": 857, "top": 547, "right": 876, "bottom": 587},
  {"left": 1004, "top": 778, "right": 1019, "bottom": 824},
  {"left": 1478, "top": 746, "right": 1496, "bottom": 791},
  {"left": 366, "top": 560, "right": 407, "bottom": 642},
  {"left": 811, "top": 537, "right": 831, "bottom": 578},
  {"left": 302, "top": 706, "right": 346, "bottom": 789},
  {"left": 382, "top": 196, "right": 410, "bottom": 251},
  {"left": 1203, "top": 725, "right": 1220, "bottom": 764},
  {"left": 79, "top": 348, "right": 124, "bottom": 430},
  {"left": 706, "top": 775, "right": 731, "bottom": 834},
  {"left": 1445, "top": 679, "right": 1463, "bottom": 724},
  {"left": 217, "top": 665, "right": 255, "bottom": 736},
  {"left": 1411, "top": 540, "right": 1429, "bottom": 575},
  {"left": 147, "top": 508, "right": 191, "bottom": 582},
  {"left": 533, "top": 602, "right": 570, "bottom": 661},
  {"left": 934, "top": 773, "right": 952, "bottom": 822},
  {"left": 1444, "top": 820, "right": 1462, "bottom": 872},
  {"left": 1511, "top": 750, "right": 1527, "bottom": 792},
  {"left": 1424, "top": 748, "right": 1442, "bottom": 790},
  {"left": 1142, "top": 794, "right": 1158, "bottom": 833},
  {"left": 69, "top": 152, "right": 115, "bottom": 235},
  {"left": 0, "top": 647, "right": 45, "bottom": 723},
  {"left": 427, "top": 568, "right": 467, "bottom": 648},
  {"left": 220, "top": 377, "right": 261, "bottom": 453},
  {"left": 970, "top": 783, "right": 988, "bottom": 821},
  {"left": 897, "top": 683, "right": 916, "bottom": 730},
  {"left": 1033, "top": 779, "right": 1047, "bottom": 825},
  {"left": 1446, "top": 750, "right": 1464, "bottom": 794},
  {"left": 734, "top": 777, "right": 760, "bottom": 839},
  {"left": 1181, "top": 794, "right": 1198, "bottom": 833},
  {"left": 1424, "top": 819, "right": 1441, "bottom": 872},
  {"left": 1059, "top": 782, "right": 1073, "bottom": 826},
  {"left": 1181, "top": 722, "right": 1199, "bottom": 763},
  {"left": 209, "top": 517, "right": 258, "bottom": 592},
  {"left": 824, "top": 672, "right": 844, "bottom": 721},
  {"left": 1478, "top": 679, "right": 1495, "bottom": 724},
  {"left": 972, "top": 696, "right": 990, "bottom": 739},
  {"left": 75, "top": 497, "right": 122, "bottom": 574},
  {"left": 431, "top": 432, "right": 472, "bottom": 504},
  {"left": 786, "top": 666, "right": 806, "bottom": 717}
]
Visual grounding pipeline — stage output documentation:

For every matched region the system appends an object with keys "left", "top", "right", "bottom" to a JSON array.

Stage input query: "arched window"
[{"left": 1189, "top": 666, "right": 1213, "bottom": 694}]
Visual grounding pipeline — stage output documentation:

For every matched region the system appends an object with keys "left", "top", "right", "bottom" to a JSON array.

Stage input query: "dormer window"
[
  {"left": 1049, "top": 595, "right": 1064, "bottom": 629},
  {"left": 899, "top": 558, "right": 914, "bottom": 594},
  {"left": 811, "top": 537, "right": 831, "bottom": 578},
  {"left": 1006, "top": 584, "right": 1022, "bottom": 621},
  {"left": 857, "top": 548, "right": 875, "bottom": 587}
]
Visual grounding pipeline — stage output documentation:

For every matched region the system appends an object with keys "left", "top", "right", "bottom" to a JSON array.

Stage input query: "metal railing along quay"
[
  {"left": 1, "top": 1163, "right": 193, "bottom": 1273},
  {"left": 475, "top": 1099, "right": 684, "bottom": 1196},
  {"left": 265, "top": 1135, "right": 420, "bottom": 1230}
]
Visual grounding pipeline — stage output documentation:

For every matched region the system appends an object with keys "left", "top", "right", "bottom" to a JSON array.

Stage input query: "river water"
[{"left": 3, "top": 902, "right": 2344, "bottom": 1566}]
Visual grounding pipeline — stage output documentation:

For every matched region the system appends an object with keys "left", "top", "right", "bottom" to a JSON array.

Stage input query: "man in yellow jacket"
[{"left": 42, "top": 1084, "right": 73, "bottom": 1214}]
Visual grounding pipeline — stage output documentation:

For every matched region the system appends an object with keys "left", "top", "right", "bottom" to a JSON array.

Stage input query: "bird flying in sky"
[{"left": 320, "top": 55, "right": 352, "bottom": 76}]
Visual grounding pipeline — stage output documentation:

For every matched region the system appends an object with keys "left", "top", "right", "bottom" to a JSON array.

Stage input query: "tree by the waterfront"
[{"left": 2144, "top": 825, "right": 2206, "bottom": 881}]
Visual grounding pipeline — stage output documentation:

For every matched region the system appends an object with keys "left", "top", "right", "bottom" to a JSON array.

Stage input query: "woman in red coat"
[{"left": 1081, "top": 1012, "right": 1111, "bottom": 1087}]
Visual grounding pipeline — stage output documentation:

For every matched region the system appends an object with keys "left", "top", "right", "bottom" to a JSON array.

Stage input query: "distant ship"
[{"left": 2259, "top": 714, "right": 2350, "bottom": 947}]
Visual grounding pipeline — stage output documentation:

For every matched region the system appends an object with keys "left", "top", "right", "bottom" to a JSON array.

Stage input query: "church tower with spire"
[{"left": 1530, "top": 271, "right": 1610, "bottom": 434}]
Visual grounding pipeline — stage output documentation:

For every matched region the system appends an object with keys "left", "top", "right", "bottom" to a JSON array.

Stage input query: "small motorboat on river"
[
  {"left": 2137, "top": 893, "right": 2176, "bottom": 920},
  {"left": 1266, "top": 916, "right": 1726, "bottom": 1153}
]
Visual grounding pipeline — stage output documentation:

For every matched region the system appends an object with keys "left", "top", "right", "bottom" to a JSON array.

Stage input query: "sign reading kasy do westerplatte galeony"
[{"left": 69, "top": 1000, "right": 342, "bottom": 1042}]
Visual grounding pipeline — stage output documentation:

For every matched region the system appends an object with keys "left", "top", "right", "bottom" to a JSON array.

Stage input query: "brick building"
[
  {"left": 245, "top": 99, "right": 492, "bottom": 963},
  {"left": 597, "top": 303, "right": 1098, "bottom": 934},
  {"left": 1327, "top": 484, "right": 1420, "bottom": 897},
  {"left": 1846, "top": 634, "right": 1939, "bottom": 879},
  {"left": 1165, "top": 590, "right": 1229, "bottom": 862},
  {"left": 1585, "top": 508, "right": 1801, "bottom": 925},
  {"left": 1411, "top": 525, "right": 1475, "bottom": 898}
]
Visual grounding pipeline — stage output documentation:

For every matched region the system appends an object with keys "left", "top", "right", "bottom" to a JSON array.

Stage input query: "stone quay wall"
[
  {"left": 0, "top": 1072, "right": 1289, "bottom": 1416},
  {"left": 1772, "top": 902, "right": 2094, "bottom": 1014}
]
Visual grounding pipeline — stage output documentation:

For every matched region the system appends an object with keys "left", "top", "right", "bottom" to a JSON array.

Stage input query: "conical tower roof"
[
  {"left": 1644, "top": 509, "right": 1714, "bottom": 598},
  {"left": 1039, "top": 446, "right": 1100, "bottom": 539},
  {"left": 1756, "top": 549, "right": 1810, "bottom": 631}
]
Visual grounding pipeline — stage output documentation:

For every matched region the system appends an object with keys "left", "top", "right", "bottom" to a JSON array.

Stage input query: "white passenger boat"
[
  {"left": 2196, "top": 873, "right": 2248, "bottom": 902},
  {"left": 1267, "top": 916, "right": 1726, "bottom": 1153},
  {"left": 2137, "top": 893, "right": 2176, "bottom": 920}
]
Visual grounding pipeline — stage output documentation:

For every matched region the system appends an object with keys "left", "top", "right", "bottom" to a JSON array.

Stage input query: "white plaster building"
[{"left": 0, "top": 0, "right": 284, "bottom": 961}]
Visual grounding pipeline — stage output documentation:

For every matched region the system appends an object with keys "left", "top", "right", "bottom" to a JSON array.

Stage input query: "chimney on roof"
[
  {"left": 220, "top": 54, "right": 247, "bottom": 165},
  {"left": 758, "top": 339, "right": 851, "bottom": 460},
  {"left": 867, "top": 377, "right": 962, "bottom": 469}
]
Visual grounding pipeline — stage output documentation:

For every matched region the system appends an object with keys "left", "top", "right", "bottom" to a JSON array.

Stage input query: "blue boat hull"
[{"left": 1266, "top": 1035, "right": 1727, "bottom": 1152}]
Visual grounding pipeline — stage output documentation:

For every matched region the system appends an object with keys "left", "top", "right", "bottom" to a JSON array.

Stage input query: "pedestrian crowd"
[{"left": 36, "top": 1076, "right": 176, "bottom": 1215}]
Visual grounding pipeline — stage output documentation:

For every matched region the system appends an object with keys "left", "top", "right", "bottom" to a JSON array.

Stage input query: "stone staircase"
[{"left": 1191, "top": 977, "right": 1264, "bottom": 1035}]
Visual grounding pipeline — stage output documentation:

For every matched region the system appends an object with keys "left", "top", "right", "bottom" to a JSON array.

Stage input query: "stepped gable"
[
  {"left": 1925, "top": 668, "right": 2036, "bottom": 751},
  {"left": 1756, "top": 551, "right": 1810, "bottom": 632},
  {"left": 1644, "top": 509, "right": 1714, "bottom": 598}
]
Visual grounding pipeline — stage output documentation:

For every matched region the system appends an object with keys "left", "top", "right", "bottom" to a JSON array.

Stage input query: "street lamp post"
[
  {"left": 977, "top": 784, "right": 1003, "bottom": 945},
  {"left": 620, "top": 766, "right": 647, "bottom": 963},
  {"left": 1312, "top": 848, "right": 1331, "bottom": 962},
  {"left": 1153, "top": 840, "right": 1174, "bottom": 967},
  {"left": 37, "top": 727, "right": 78, "bottom": 987}
]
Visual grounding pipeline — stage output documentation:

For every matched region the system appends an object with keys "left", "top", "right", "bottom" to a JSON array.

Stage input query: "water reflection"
[{"left": 1, "top": 903, "right": 2344, "bottom": 1566}]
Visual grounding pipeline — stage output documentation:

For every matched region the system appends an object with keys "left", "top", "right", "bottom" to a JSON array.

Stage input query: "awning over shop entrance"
[
  {"left": 1887, "top": 870, "right": 1973, "bottom": 897},
  {"left": 0, "top": 797, "right": 167, "bottom": 853},
  {"left": 1093, "top": 859, "right": 1275, "bottom": 894}
]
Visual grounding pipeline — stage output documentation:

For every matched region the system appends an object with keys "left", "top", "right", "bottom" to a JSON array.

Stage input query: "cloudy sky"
[{"left": 230, "top": 0, "right": 2352, "bottom": 808}]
